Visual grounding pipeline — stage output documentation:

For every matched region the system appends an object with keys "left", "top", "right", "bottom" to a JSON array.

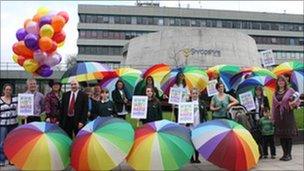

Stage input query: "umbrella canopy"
[
  {"left": 206, "top": 65, "right": 241, "bottom": 91},
  {"left": 272, "top": 61, "right": 304, "bottom": 93},
  {"left": 4, "top": 122, "right": 72, "bottom": 170},
  {"left": 71, "top": 117, "right": 134, "bottom": 171},
  {"left": 161, "top": 66, "right": 209, "bottom": 95},
  {"left": 191, "top": 119, "right": 259, "bottom": 170},
  {"left": 230, "top": 67, "right": 276, "bottom": 90},
  {"left": 61, "top": 62, "right": 111, "bottom": 84},
  {"left": 126, "top": 119, "right": 194, "bottom": 170},
  {"left": 100, "top": 67, "right": 142, "bottom": 99}
]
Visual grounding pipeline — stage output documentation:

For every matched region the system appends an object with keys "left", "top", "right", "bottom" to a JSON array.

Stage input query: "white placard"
[
  {"left": 260, "top": 50, "right": 275, "bottom": 67},
  {"left": 178, "top": 102, "right": 194, "bottom": 124},
  {"left": 131, "top": 96, "right": 148, "bottom": 119},
  {"left": 17, "top": 93, "right": 34, "bottom": 116},
  {"left": 239, "top": 91, "right": 256, "bottom": 111},
  {"left": 207, "top": 79, "right": 218, "bottom": 97},
  {"left": 168, "top": 87, "right": 183, "bottom": 105}
]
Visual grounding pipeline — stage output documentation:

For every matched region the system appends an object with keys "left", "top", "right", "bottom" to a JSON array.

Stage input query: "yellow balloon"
[
  {"left": 58, "top": 41, "right": 64, "bottom": 48},
  {"left": 40, "top": 24, "right": 54, "bottom": 38},
  {"left": 37, "top": 7, "right": 49, "bottom": 16},
  {"left": 12, "top": 54, "right": 18, "bottom": 63},
  {"left": 23, "top": 59, "right": 39, "bottom": 73}
]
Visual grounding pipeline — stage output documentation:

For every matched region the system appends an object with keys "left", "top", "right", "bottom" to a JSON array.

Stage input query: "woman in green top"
[{"left": 210, "top": 82, "right": 239, "bottom": 119}]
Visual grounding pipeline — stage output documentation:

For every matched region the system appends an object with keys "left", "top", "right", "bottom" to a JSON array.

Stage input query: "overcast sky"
[{"left": 1, "top": 1, "right": 303, "bottom": 64}]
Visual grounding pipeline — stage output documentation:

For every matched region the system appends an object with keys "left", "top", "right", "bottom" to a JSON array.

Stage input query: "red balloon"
[
  {"left": 12, "top": 41, "right": 33, "bottom": 59},
  {"left": 39, "top": 37, "right": 53, "bottom": 52},
  {"left": 57, "top": 11, "right": 69, "bottom": 23},
  {"left": 51, "top": 15, "right": 65, "bottom": 33},
  {"left": 17, "top": 56, "right": 26, "bottom": 66},
  {"left": 45, "top": 41, "right": 57, "bottom": 54},
  {"left": 52, "top": 30, "right": 66, "bottom": 43}
]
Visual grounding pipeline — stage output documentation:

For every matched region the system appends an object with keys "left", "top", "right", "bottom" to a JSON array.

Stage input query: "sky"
[{"left": 1, "top": 1, "right": 303, "bottom": 65}]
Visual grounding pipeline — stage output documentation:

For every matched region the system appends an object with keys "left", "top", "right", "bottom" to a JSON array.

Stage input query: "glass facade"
[
  {"left": 79, "top": 14, "right": 304, "bottom": 32},
  {"left": 78, "top": 45, "right": 123, "bottom": 56}
]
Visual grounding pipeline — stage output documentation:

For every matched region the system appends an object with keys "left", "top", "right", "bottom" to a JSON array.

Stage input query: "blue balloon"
[
  {"left": 24, "top": 33, "right": 39, "bottom": 50},
  {"left": 16, "top": 28, "right": 27, "bottom": 41},
  {"left": 39, "top": 15, "right": 52, "bottom": 27}
]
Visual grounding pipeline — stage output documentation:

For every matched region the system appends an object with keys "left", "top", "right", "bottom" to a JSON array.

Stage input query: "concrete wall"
[{"left": 124, "top": 27, "right": 261, "bottom": 67}]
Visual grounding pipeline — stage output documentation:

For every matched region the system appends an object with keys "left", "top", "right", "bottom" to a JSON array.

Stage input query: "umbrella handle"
[
  {"left": 136, "top": 119, "right": 140, "bottom": 127},
  {"left": 171, "top": 106, "right": 174, "bottom": 122}
]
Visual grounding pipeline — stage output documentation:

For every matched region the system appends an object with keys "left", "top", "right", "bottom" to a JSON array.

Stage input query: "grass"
[{"left": 295, "top": 108, "right": 304, "bottom": 130}]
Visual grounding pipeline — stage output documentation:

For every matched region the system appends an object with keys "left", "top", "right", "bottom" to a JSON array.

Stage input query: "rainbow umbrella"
[
  {"left": 4, "top": 122, "right": 72, "bottom": 170},
  {"left": 206, "top": 64, "right": 241, "bottom": 91},
  {"left": 272, "top": 61, "right": 304, "bottom": 93},
  {"left": 161, "top": 66, "right": 209, "bottom": 95},
  {"left": 61, "top": 62, "right": 111, "bottom": 84},
  {"left": 127, "top": 119, "right": 194, "bottom": 170},
  {"left": 191, "top": 119, "right": 259, "bottom": 170},
  {"left": 100, "top": 67, "right": 142, "bottom": 99},
  {"left": 71, "top": 117, "right": 134, "bottom": 171},
  {"left": 230, "top": 67, "right": 276, "bottom": 90}
]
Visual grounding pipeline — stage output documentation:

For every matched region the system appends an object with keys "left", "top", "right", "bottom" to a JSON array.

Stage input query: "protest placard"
[
  {"left": 260, "top": 50, "right": 275, "bottom": 67},
  {"left": 131, "top": 96, "right": 148, "bottom": 119},
  {"left": 178, "top": 102, "right": 194, "bottom": 124},
  {"left": 207, "top": 79, "right": 218, "bottom": 97},
  {"left": 17, "top": 93, "right": 34, "bottom": 116},
  {"left": 168, "top": 87, "right": 182, "bottom": 104},
  {"left": 239, "top": 91, "right": 256, "bottom": 111}
]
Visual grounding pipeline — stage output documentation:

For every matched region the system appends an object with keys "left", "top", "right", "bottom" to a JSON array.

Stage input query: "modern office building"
[{"left": 77, "top": 3, "right": 304, "bottom": 67}]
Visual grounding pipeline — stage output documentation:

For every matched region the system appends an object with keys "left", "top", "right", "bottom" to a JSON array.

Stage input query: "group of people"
[{"left": 0, "top": 73, "right": 301, "bottom": 166}]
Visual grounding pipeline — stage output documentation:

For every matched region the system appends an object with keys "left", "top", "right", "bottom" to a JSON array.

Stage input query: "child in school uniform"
[
  {"left": 91, "top": 88, "right": 117, "bottom": 119},
  {"left": 259, "top": 107, "right": 276, "bottom": 159},
  {"left": 141, "top": 86, "right": 162, "bottom": 124}
]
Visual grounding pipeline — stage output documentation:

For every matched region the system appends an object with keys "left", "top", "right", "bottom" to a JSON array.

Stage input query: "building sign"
[
  {"left": 260, "top": 50, "right": 275, "bottom": 67},
  {"left": 184, "top": 48, "right": 221, "bottom": 57}
]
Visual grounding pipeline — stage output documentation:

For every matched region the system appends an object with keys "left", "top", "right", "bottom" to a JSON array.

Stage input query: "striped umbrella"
[
  {"left": 127, "top": 120, "right": 194, "bottom": 170},
  {"left": 4, "top": 122, "right": 72, "bottom": 170},
  {"left": 192, "top": 119, "right": 259, "bottom": 170},
  {"left": 100, "top": 67, "right": 142, "bottom": 99},
  {"left": 61, "top": 62, "right": 111, "bottom": 84},
  {"left": 161, "top": 66, "right": 209, "bottom": 95},
  {"left": 272, "top": 61, "right": 304, "bottom": 93},
  {"left": 71, "top": 117, "right": 134, "bottom": 171}
]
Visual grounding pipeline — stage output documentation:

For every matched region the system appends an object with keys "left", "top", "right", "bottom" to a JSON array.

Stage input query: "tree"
[{"left": 65, "top": 55, "right": 77, "bottom": 69}]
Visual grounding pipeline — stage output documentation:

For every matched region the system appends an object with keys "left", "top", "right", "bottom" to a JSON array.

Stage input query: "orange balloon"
[
  {"left": 45, "top": 41, "right": 57, "bottom": 54},
  {"left": 39, "top": 37, "right": 53, "bottom": 52},
  {"left": 51, "top": 15, "right": 65, "bottom": 32},
  {"left": 12, "top": 41, "right": 33, "bottom": 59},
  {"left": 23, "top": 19, "right": 32, "bottom": 28},
  {"left": 32, "top": 13, "right": 43, "bottom": 23}
]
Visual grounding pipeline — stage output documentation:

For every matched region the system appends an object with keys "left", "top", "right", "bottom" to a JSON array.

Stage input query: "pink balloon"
[
  {"left": 25, "top": 21, "right": 39, "bottom": 35},
  {"left": 33, "top": 50, "right": 47, "bottom": 63},
  {"left": 44, "top": 52, "right": 62, "bottom": 67}
]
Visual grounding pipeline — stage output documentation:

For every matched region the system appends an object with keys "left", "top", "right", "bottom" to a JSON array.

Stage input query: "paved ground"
[{"left": 2, "top": 144, "right": 303, "bottom": 170}]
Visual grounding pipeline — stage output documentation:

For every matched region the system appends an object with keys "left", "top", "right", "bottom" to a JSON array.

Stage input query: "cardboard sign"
[
  {"left": 168, "top": 87, "right": 183, "bottom": 104},
  {"left": 207, "top": 79, "right": 218, "bottom": 97},
  {"left": 239, "top": 91, "right": 256, "bottom": 111},
  {"left": 260, "top": 50, "right": 275, "bottom": 67},
  {"left": 17, "top": 93, "right": 34, "bottom": 116},
  {"left": 131, "top": 96, "right": 148, "bottom": 119},
  {"left": 178, "top": 102, "right": 194, "bottom": 124}
]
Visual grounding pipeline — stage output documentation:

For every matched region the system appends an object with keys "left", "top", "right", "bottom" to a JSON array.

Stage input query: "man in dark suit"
[{"left": 60, "top": 79, "right": 88, "bottom": 138}]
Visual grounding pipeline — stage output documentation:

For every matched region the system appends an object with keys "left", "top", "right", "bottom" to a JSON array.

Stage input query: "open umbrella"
[
  {"left": 126, "top": 119, "right": 194, "bottom": 170},
  {"left": 206, "top": 64, "right": 241, "bottom": 91},
  {"left": 100, "top": 67, "right": 142, "bottom": 99},
  {"left": 272, "top": 61, "right": 304, "bottom": 93},
  {"left": 61, "top": 62, "right": 111, "bottom": 84},
  {"left": 71, "top": 117, "right": 134, "bottom": 171},
  {"left": 4, "top": 122, "right": 72, "bottom": 170},
  {"left": 191, "top": 119, "right": 259, "bottom": 170},
  {"left": 161, "top": 66, "right": 209, "bottom": 95}
]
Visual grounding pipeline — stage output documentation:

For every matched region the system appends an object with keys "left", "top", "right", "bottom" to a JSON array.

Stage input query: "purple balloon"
[
  {"left": 36, "top": 65, "right": 53, "bottom": 77},
  {"left": 39, "top": 16, "right": 52, "bottom": 27},
  {"left": 48, "top": 52, "right": 62, "bottom": 65},
  {"left": 16, "top": 28, "right": 28, "bottom": 41},
  {"left": 33, "top": 50, "right": 47, "bottom": 63},
  {"left": 24, "top": 33, "right": 39, "bottom": 50}
]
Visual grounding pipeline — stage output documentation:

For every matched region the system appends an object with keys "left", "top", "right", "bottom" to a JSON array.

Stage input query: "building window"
[
  {"left": 158, "top": 18, "right": 164, "bottom": 25},
  {"left": 232, "top": 21, "right": 241, "bottom": 29},
  {"left": 79, "top": 14, "right": 86, "bottom": 22},
  {"left": 261, "top": 23, "right": 270, "bottom": 30},
  {"left": 270, "top": 23, "right": 279, "bottom": 30},
  {"left": 252, "top": 22, "right": 261, "bottom": 29},
  {"left": 216, "top": 20, "right": 222, "bottom": 27},
  {"left": 222, "top": 20, "right": 232, "bottom": 28}
]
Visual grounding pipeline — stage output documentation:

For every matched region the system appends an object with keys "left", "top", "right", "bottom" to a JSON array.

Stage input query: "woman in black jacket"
[
  {"left": 253, "top": 86, "right": 270, "bottom": 120},
  {"left": 141, "top": 86, "right": 163, "bottom": 124},
  {"left": 112, "top": 80, "right": 129, "bottom": 119}
]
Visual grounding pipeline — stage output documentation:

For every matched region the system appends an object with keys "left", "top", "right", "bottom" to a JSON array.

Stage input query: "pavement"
[{"left": 2, "top": 144, "right": 303, "bottom": 170}]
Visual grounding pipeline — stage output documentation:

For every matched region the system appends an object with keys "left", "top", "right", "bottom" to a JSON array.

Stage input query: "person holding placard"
[
  {"left": 210, "top": 82, "right": 238, "bottom": 119},
  {"left": 141, "top": 87, "right": 162, "bottom": 124},
  {"left": 253, "top": 86, "right": 270, "bottom": 121},
  {"left": 45, "top": 80, "right": 62, "bottom": 124},
  {"left": 91, "top": 88, "right": 117, "bottom": 119},
  {"left": 135, "top": 76, "right": 168, "bottom": 100},
  {"left": 173, "top": 73, "right": 190, "bottom": 122},
  {"left": 272, "top": 76, "right": 300, "bottom": 161},
  {"left": 112, "top": 80, "right": 129, "bottom": 120},
  {"left": 0, "top": 84, "right": 18, "bottom": 166},
  {"left": 24, "top": 78, "right": 45, "bottom": 123}
]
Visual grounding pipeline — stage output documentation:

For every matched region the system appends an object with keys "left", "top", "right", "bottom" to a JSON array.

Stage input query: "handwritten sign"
[
  {"left": 168, "top": 87, "right": 182, "bottom": 105},
  {"left": 260, "top": 50, "right": 275, "bottom": 67},
  {"left": 17, "top": 93, "right": 34, "bottom": 116},
  {"left": 178, "top": 102, "right": 194, "bottom": 124},
  {"left": 131, "top": 96, "right": 148, "bottom": 119},
  {"left": 207, "top": 79, "right": 218, "bottom": 97},
  {"left": 239, "top": 91, "right": 256, "bottom": 111}
]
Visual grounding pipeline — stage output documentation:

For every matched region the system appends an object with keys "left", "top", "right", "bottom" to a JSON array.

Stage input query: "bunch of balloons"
[{"left": 12, "top": 7, "right": 69, "bottom": 77}]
